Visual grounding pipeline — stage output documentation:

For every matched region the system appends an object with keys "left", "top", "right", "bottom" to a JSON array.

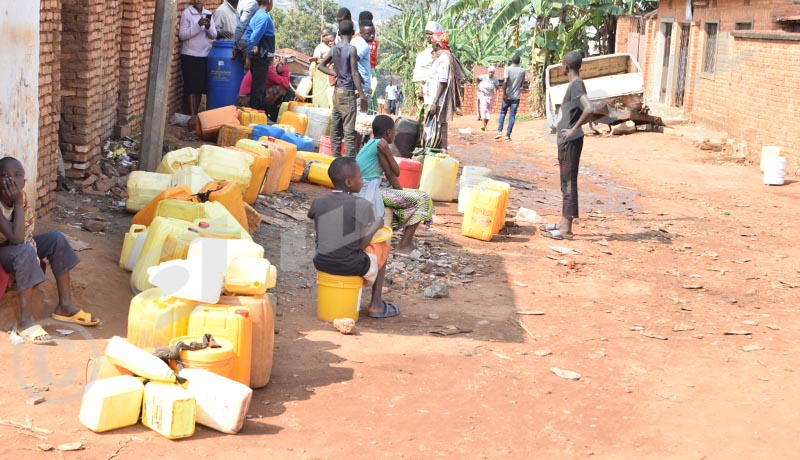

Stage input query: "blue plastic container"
[
  {"left": 280, "top": 132, "right": 315, "bottom": 152},
  {"left": 252, "top": 124, "right": 285, "bottom": 140},
  {"left": 206, "top": 41, "right": 244, "bottom": 110}
]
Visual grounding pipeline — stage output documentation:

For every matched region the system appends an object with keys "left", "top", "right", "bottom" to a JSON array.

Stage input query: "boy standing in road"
[
  {"left": 318, "top": 20, "right": 368, "bottom": 157},
  {"left": 541, "top": 51, "right": 593, "bottom": 240}
]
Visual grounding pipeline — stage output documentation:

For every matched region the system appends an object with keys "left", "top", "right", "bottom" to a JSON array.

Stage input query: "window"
[
  {"left": 735, "top": 21, "right": 753, "bottom": 30},
  {"left": 703, "top": 23, "right": 719, "bottom": 73}
]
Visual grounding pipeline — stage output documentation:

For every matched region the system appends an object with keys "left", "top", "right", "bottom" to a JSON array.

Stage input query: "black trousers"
[
  {"left": 249, "top": 55, "right": 271, "bottom": 111},
  {"left": 558, "top": 137, "right": 583, "bottom": 219}
]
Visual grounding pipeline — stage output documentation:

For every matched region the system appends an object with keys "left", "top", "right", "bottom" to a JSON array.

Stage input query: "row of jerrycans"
[{"left": 127, "top": 288, "right": 275, "bottom": 389}]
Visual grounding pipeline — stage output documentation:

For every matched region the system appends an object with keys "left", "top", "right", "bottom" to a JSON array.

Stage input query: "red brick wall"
[
  {"left": 59, "top": 0, "right": 121, "bottom": 179},
  {"left": 659, "top": 0, "right": 791, "bottom": 32},
  {"left": 462, "top": 85, "right": 533, "bottom": 116},
  {"left": 38, "top": 0, "right": 61, "bottom": 216},
  {"left": 118, "top": 0, "right": 157, "bottom": 130}
]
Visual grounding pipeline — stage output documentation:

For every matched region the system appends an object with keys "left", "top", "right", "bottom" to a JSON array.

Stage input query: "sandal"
[
  {"left": 368, "top": 301, "right": 401, "bottom": 318},
  {"left": 544, "top": 230, "right": 572, "bottom": 240},
  {"left": 51, "top": 309, "right": 100, "bottom": 327},
  {"left": 17, "top": 324, "right": 55, "bottom": 345},
  {"left": 539, "top": 223, "right": 559, "bottom": 232}
]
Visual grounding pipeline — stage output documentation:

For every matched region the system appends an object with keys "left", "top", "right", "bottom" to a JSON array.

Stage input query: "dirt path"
[{"left": 1, "top": 117, "right": 798, "bottom": 459}]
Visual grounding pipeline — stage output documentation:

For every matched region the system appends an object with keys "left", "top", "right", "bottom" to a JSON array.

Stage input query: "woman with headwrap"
[
  {"left": 423, "top": 32, "right": 465, "bottom": 150},
  {"left": 476, "top": 66, "right": 500, "bottom": 131},
  {"left": 412, "top": 21, "right": 443, "bottom": 121}
]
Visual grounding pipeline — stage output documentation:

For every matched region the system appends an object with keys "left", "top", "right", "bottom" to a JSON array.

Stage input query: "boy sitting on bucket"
[
  {"left": 0, "top": 157, "right": 100, "bottom": 344},
  {"left": 307, "top": 157, "right": 399, "bottom": 318}
]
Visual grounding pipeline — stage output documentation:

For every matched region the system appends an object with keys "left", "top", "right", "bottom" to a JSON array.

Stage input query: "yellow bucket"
[
  {"left": 169, "top": 335, "right": 235, "bottom": 379},
  {"left": 317, "top": 272, "right": 363, "bottom": 322}
]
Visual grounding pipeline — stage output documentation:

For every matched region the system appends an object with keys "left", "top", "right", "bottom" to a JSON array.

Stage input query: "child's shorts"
[{"left": 362, "top": 242, "right": 390, "bottom": 287}]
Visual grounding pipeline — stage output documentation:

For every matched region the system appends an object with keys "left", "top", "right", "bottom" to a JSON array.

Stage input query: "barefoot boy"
[
  {"left": 0, "top": 157, "right": 99, "bottom": 344},
  {"left": 308, "top": 157, "right": 399, "bottom": 318},
  {"left": 542, "top": 51, "right": 593, "bottom": 240}
]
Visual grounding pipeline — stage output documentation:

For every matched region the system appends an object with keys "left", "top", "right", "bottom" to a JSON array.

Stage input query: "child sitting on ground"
[
  {"left": 356, "top": 115, "right": 434, "bottom": 255},
  {"left": 307, "top": 157, "right": 399, "bottom": 318},
  {"left": 0, "top": 157, "right": 100, "bottom": 344}
]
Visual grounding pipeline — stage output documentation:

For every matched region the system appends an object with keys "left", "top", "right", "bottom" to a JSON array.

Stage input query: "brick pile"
[{"left": 37, "top": 0, "right": 62, "bottom": 217}]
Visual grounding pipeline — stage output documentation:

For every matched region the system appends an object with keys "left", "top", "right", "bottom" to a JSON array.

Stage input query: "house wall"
[
  {"left": 617, "top": 2, "right": 800, "bottom": 166},
  {"left": 0, "top": 2, "right": 40, "bottom": 207}
]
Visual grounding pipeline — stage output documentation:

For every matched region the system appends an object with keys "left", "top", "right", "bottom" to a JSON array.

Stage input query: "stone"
[
  {"left": 408, "top": 249, "right": 423, "bottom": 260},
  {"left": 88, "top": 164, "right": 102, "bottom": 176},
  {"left": 741, "top": 345, "right": 764, "bottom": 352},
  {"left": 551, "top": 367, "right": 581, "bottom": 380},
  {"left": 672, "top": 324, "right": 695, "bottom": 332},
  {"left": 743, "top": 320, "right": 758, "bottom": 326},
  {"left": 423, "top": 281, "right": 449, "bottom": 299},
  {"left": 26, "top": 396, "right": 45, "bottom": 405},
  {"left": 101, "top": 162, "right": 120, "bottom": 177},
  {"left": 420, "top": 262, "right": 434, "bottom": 274},
  {"left": 534, "top": 349, "right": 552, "bottom": 357},
  {"left": 332, "top": 318, "right": 356, "bottom": 335},
  {"left": 82, "top": 220, "right": 108, "bottom": 233},
  {"left": 428, "top": 313, "right": 440, "bottom": 320},
  {"left": 81, "top": 174, "right": 97, "bottom": 187},
  {"left": 460, "top": 266, "right": 475, "bottom": 276},
  {"left": 94, "top": 177, "right": 117, "bottom": 193}
]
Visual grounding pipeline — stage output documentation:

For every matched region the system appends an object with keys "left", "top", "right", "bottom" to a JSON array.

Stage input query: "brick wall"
[
  {"left": 462, "top": 85, "right": 534, "bottom": 116},
  {"left": 118, "top": 0, "right": 157, "bottom": 132},
  {"left": 37, "top": 0, "right": 61, "bottom": 216}
]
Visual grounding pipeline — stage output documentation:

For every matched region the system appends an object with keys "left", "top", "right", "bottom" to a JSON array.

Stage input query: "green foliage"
[{"left": 273, "top": 0, "right": 339, "bottom": 55}]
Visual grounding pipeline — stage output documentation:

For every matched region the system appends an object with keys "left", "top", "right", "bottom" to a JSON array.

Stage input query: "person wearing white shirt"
[
  {"left": 179, "top": 1, "right": 217, "bottom": 118},
  {"left": 213, "top": 0, "right": 238, "bottom": 39},
  {"left": 412, "top": 21, "right": 442, "bottom": 120},
  {"left": 385, "top": 82, "right": 398, "bottom": 115}
]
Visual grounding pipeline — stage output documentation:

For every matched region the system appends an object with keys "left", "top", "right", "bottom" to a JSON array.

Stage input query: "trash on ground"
[{"left": 551, "top": 367, "right": 581, "bottom": 380}]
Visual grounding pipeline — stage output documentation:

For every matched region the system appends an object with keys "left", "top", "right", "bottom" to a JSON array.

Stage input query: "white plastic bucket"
[
  {"left": 458, "top": 175, "right": 491, "bottom": 213},
  {"left": 306, "top": 108, "right": 332, "bottom": 146},
  {"left": 763, "top": 156, "right": 787, "bottom": 185}
]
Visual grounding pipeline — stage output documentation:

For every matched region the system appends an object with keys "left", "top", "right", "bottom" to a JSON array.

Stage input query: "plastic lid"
[{"left": 234, "top": 309, "right": 250, "bottom": 318}]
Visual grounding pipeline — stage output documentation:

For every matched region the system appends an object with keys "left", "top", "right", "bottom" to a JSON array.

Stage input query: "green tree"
[{"left": 273, "top": 0, "right": 340, "bottom": 55}]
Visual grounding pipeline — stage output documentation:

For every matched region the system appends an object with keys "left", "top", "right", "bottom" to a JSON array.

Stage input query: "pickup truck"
[{"left": 545, "top": 53, "right": 662, "bottom": 132}]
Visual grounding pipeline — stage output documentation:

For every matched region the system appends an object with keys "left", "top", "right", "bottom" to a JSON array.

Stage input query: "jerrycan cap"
[{"left": 234, "top": 309, "right": 250, "bottom": 318}]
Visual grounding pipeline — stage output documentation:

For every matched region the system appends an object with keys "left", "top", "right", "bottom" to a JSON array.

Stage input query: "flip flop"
[
  {"left": 539, "top": 223, "right": 558, "bottom": 232},
  {"left": 544, "top": 230, "right": 568, "bottom": 240},
  {"left": 17, "top": 324, "right": 55, "bottom": 345},
  {"left": 368, "top": 301, "right": 400, "bottom": 318},
  {"left": 51, "top": 309, "right": 100, "bottom": 327}
]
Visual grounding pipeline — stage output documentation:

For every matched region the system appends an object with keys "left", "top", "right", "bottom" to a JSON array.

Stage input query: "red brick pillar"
[{"left": 38, "top": 0, "right": 62, "bottom": 217}]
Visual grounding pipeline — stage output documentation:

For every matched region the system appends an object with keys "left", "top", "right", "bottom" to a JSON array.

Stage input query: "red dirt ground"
[{"left": 0, "top": 116, "right": 798, "bottom": 459}]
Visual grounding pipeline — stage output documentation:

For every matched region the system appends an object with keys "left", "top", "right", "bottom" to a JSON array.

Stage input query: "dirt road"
[{"left": 1, "top": 117, "right": 798, "bottom": 459}]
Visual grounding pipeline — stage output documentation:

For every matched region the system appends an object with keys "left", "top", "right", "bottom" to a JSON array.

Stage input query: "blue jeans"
[{"left": 497, "top": 99, "right": 520, "bottom": 136}]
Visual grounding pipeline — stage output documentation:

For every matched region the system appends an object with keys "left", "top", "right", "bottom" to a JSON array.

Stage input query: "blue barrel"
[
  {"left": 252, "top": 124, "right": 285, "bottom": 140},
  {"left": 207, "top": 41, "right": 244, "bottom": 110}
]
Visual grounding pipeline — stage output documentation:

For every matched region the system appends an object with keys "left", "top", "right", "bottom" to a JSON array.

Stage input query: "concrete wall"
[{"left": 0, "top": 2, "right": 40, "bottom": 204}]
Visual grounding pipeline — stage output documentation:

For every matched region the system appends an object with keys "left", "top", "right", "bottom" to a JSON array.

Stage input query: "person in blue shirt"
[{"left": 243, "top": 0, "right": 275, "bottom": 111}]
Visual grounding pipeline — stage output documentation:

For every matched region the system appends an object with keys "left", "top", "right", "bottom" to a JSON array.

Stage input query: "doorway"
[
  {"left": 659, "top": 22, "right": 673, "bottom": 103},
  {"left": 675, "top": 23, "right": 691, "bottom": 107}
]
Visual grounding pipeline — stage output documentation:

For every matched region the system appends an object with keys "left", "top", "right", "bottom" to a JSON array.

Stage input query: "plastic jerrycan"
[
  {"left": 279, "top": 111, "right": 308, "bottom": 136},
  {"left": 224, "top": 257, "right": 277, "bottom": 295},
  {"left": 197, "top": 180, "right": 249, "bottom": 232},
  {"left": 216, "top": 294, "right": 275, "bottom": 388},
  {"left": 120, "top": 224, "right": 147, "bottom": 269},
  {"left": 127, "top": 287, "right": 200, "bottom": 350},
  {"left": 297, "top": 151, "right": 335, "bottom": 165},
  {"left": 142, "top": 382, "right": 196, "bottom": 439},
  {"left": 169, "top": 335, "right": 235, "bottom": 378},
  {"left": 131, "top": 185, "right": 194, "bottom": 227},
  {"left": 232, "top": 139, "right": 271, "bottom": 204},
  {"left": 157, "top": 147, "right": 199, "bottom": 174},
  {"left": 197, "top": 145, "right": 254, "bottom": 196},
  {"left": 178, "top": 368, "right": 253, "bottom": 434},
  {"left": 307, "top": 162, "right": 333, "bottom": 188},
  {"left": 483, "top": 179, "right": 510, "bottom": 234},
  {"left": 196, "top": 105, "right": 239, "bottom": 141},
  {"left": 419, "top": 153, "right": 459, "bottom": 201},
  {"left": 238, "top": 107, "right": 267, "bottom": 126},
  {"left": 130, "top": 217, "right": 198, "bottom": 293},
  {"left": 187, "top": 305, "right": 253, "bottom": 386},
  {"left": 187, "top": 237, "right": 264, "bottom": 268},
  {"left": 194, "top": 202, "right": 253, "bottom": 241},
  {"left": 461, "top": 185, "right": 503, "bottom": 242},
  {"left": 259, "top": 136, "right": 297, "bottom": 194},
  {"left": 217, "top": 123, "right": 254, "bottom": 147},
  {"left": 105, "top": 336, "right": 177, "bottom": 382},
  {"left": 126, "top": 171, "right": 172, "bottom": 213},
  {"left": 79, "top": 375, "right": 144, "bottom": 433},
  {"left": 170, "top": 165, "right": 213, "bottom": 194}
]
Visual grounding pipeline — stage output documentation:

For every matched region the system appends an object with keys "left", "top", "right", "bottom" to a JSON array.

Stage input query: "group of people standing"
[{"left": 179, "top": 0, "right": 281, "bottom": 121}]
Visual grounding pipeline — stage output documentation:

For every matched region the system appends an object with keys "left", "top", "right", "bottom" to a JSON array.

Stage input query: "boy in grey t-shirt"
[{"left": 495, "top": 54, "right": 526, "bottom": 141}]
